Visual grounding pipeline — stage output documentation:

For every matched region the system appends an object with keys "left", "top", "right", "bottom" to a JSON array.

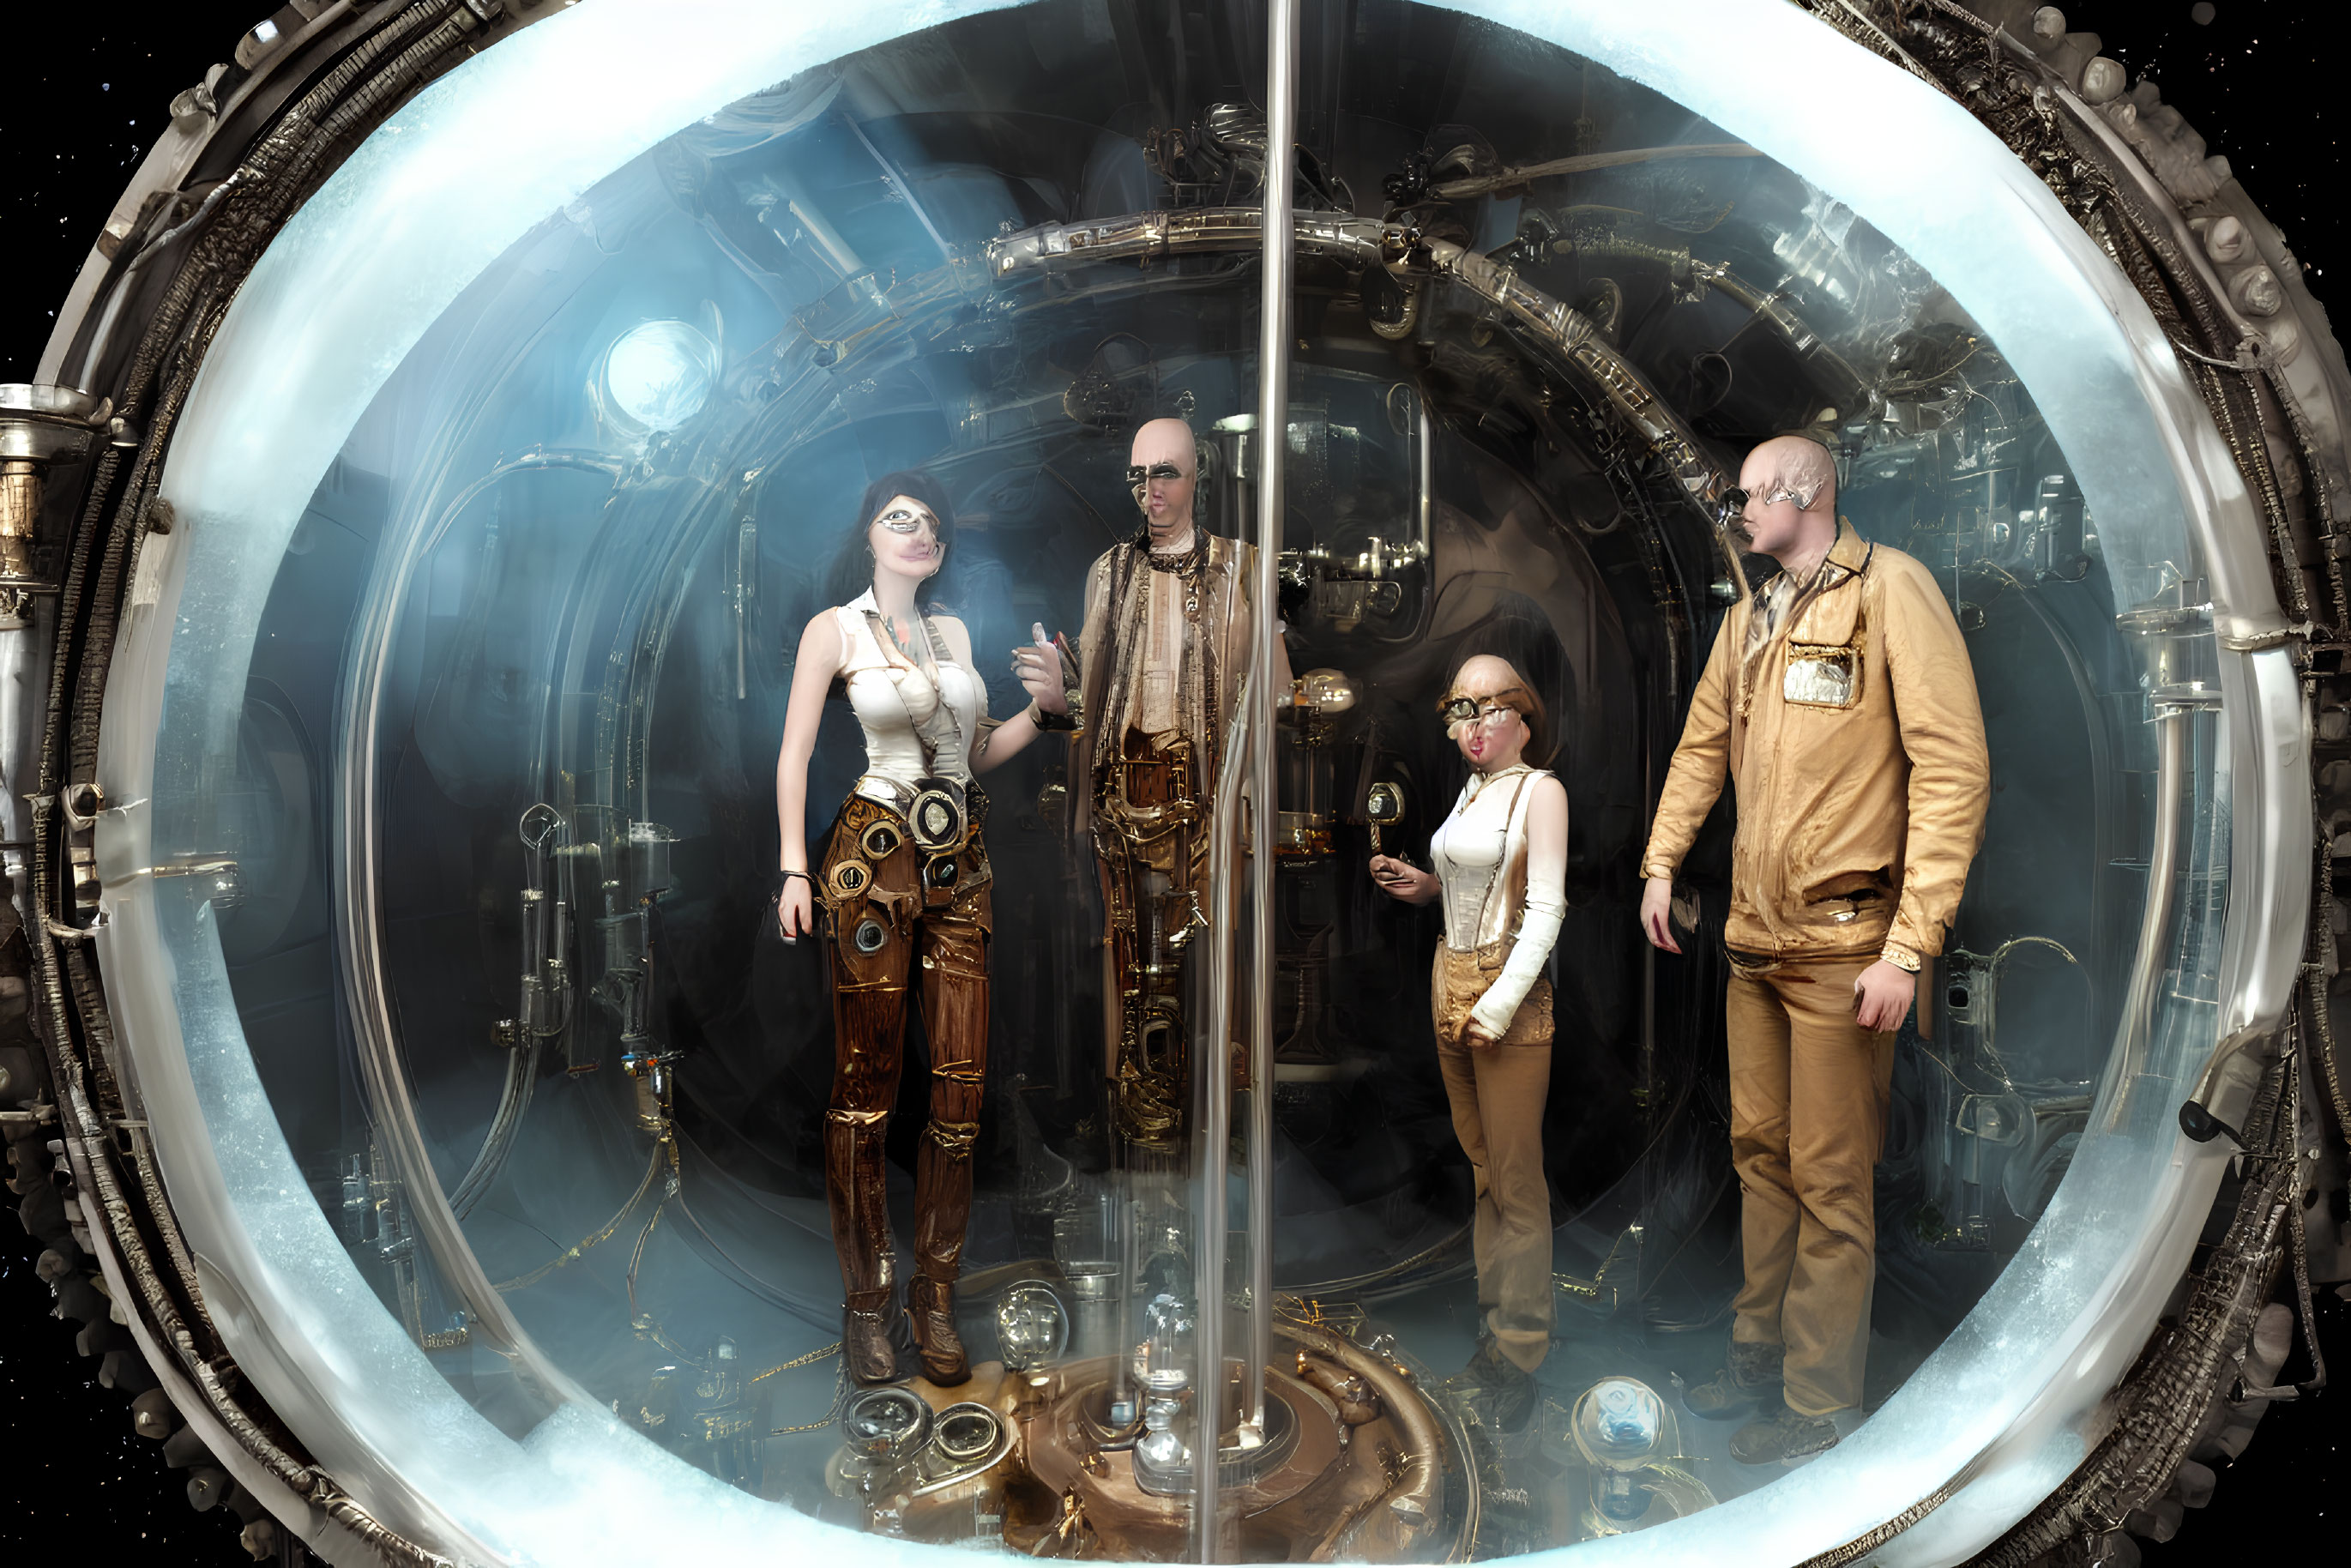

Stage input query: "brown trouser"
[
  {"left": 818, "top": 796, "right": 992, "bottom": 1325},
  {"left": 1094, "top": 728, "right": 1207, "bottom": 1156},
  {"left": 1724, "top": 951, "right": 1896, "bottom": 1415},
  {"left": 1432, "top": 947, "right": 1554, "bottom": 1373}
]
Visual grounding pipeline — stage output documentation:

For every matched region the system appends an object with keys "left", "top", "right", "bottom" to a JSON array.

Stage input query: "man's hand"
[
  {"left": 1370, "top": 855, "right": 1439, "bottom": 905},
  {"left": 1639, "top": 875, "right": 1682, "bottom": 955},
  {"left": 1853, "top": 961, "right": 1915, "bottom": 1033}
]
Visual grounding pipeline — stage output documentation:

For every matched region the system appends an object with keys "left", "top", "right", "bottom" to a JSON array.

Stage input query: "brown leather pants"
[{"left": 818, "top": 794, "right": 992, "bottom": 1359}]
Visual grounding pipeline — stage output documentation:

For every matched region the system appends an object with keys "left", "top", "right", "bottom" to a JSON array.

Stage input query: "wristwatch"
[
  {"left": 1028, "top": 700, "right": 1078, "bottom": 733},
  {"left": 1879, "top": 944, "right": 1922, "bottom": 974}
]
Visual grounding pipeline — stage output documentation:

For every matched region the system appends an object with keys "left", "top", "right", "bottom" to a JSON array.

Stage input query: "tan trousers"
[
  {"left": 1432, "top": 950, "right": 1554, "bottom": 1372},
  {"left": 1725, "top": 952, "right": 1897, "bottom": 1415}
]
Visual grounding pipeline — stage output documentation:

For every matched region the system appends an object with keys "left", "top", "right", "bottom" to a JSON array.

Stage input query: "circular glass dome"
[{"left": 81, "top": 1, "right": 2311, "bottom": 1563}]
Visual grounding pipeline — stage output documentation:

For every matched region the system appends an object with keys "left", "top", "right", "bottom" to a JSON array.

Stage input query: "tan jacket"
[
  {"left": 1068, "top": 532, "right": 1257, "bottom": 835},
  {"left": 1640, "top": 520, "right": 1989, "bottom": 961}
]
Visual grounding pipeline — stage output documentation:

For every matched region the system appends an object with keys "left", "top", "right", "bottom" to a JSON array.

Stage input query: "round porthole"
[{"left": 13, "top": 2, "right": 2330, "bottom": 1565}]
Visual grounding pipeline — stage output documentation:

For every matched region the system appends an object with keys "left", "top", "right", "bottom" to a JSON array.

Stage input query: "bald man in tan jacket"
[{"left": 1639, "top": 435, "right": 1988, "bottom": 1463}]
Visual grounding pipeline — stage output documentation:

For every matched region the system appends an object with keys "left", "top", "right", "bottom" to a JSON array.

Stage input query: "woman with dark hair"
[
  {"left": 1369, "top": 653, "right": 1568, "bottom": 1431},
  {"left": 773, "top": 470, "right": 1047, "bottom": 1387}
]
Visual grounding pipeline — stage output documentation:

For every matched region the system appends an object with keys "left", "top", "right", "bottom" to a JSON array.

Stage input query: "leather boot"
[
  {"left": 1686, "top": 1338, "right": 1784, "bottom": 1420},
  {"left": 910, "top": 1121, "right": 977, "bottom": 1385},
  {"left": 907, "top": 1274, "right": 969, "bottom": 1385},
  {"left": 826, "top": 1113, "right": 901, "bottom": 1386},
  {"left": 911, "top": 1018, "right": 983, "bottom": 1385},
  {"left": 842, "top": 1286, "right": 901, "bottom": 1385},
  {"left": 1729, "top": 1399, "right": 1841, "bottom": 1464},
  {"left": 1440, "top": 1336, "right": 1540, "bottom": 1433}
]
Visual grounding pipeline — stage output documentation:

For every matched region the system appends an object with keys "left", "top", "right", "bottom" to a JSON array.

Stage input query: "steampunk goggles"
[
  {"left": 874, "top": 503, "right": 941, "bottom": 536},
  {"left": 1437, "top": 693, "right": 1524, "bottom": 732},
  {"left": 1717, "top": 481, "right": 1823, "bottom": 524},
  {"left": 1124, "top": 461, "right": 1189, "bottom": 487}
]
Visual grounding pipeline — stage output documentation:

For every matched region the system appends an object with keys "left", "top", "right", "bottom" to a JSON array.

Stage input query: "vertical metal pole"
[
  {"left": 1195, "top": 5, "right": 1299, "bottom": 1560},
  {"left": 1415, "top": 393, "right": 1433, "bottom": 563},
  {"left": 1247, "top": 0, "right": 1298, "bottom": 1477},
  {"left": 1194, "top": 703, "right": 1247, "bottom": 1565}
]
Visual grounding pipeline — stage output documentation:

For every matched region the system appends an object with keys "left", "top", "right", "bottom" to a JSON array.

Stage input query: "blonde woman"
[{"left": 1371, "top": 654, "right": 1567, "bottom": 1429}]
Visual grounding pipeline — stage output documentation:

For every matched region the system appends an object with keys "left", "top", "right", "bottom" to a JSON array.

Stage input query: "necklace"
[
  {"left": 1455, "top": 762, "right": 1531, "bottom": 813},
  {"left": 1142, "top": 527, "right": 1208, "bottom": 620}
]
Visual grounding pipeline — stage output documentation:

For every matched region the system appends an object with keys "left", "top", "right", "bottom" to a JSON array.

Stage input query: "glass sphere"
[
  {"left": 994, "top": 1281, "right": 1069, "bottom": 1371},
  {"left": 1570, "top": 1377, "right": 1665, "bottom": 1471}
]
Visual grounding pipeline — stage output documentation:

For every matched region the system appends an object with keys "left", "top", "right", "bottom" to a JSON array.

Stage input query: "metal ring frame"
[{"left": 11, "top": 0, "right": 2345, "bottom": 1564}]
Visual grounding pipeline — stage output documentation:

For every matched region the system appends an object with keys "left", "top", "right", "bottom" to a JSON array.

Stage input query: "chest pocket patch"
[
  {"left": 1782, "top": 554, "right": 1870, "bottom": 709},
  {"left": 1784, "top": 641, "right": 1863, "bottom": 708}
]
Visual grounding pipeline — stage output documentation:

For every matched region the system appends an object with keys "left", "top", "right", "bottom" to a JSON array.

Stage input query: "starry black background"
[{"left": 1, "top": 3, "right": 2343, "bottom": 1563}]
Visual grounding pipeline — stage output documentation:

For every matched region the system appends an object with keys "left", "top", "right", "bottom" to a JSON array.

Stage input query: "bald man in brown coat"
[{"left": 1640, "top": 436, "right": 1989, "bottom": 1463}]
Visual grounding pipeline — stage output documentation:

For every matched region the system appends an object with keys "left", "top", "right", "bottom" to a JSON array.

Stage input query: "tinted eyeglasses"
[{"left": 1124, "top": 461, "right": 1189, "bottom": 487}]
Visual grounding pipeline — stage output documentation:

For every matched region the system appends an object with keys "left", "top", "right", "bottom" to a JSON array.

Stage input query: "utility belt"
[
  {"left": 825, "top": 784, "right": 991, "bottom": 922},
  {"left": 853, "top": 772, "right": 978, "bottom": 856}
]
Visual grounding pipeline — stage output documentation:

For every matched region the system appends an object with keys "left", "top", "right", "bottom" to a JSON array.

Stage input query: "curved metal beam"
[{"left": 984, "top": 206, "right": 1737, "bottom": 532}]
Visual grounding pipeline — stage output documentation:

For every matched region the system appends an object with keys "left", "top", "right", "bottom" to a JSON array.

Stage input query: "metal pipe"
[
  {"left": 1247, "top": 0, "right": 1299, "bottom": 1533},
  {"left": 1183, "top": 6, "right": 1302, "bottom": 1559},
  {"left": 1414, "top": 390, "right": 1432, "bottom": 565},
  {"left": 332, "top": 449, "right": 619, "bottom": 1402},
  {"left": 984, "top": 207, "right": 1734, "bottom": 534},
  {"left": 2104, "top": 702, "right": 2197, "bottom": 1131},
  {"left": 1426, "top": 141, "right": 1762, "bottom": 201},
  {"left": 1195, "top": 675, "right": 1250, "bottom": 1559}
]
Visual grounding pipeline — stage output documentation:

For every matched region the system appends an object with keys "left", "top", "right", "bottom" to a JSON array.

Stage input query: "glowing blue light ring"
[{"left": 88, "top": 0, "right": 2290, "bottom": 1563}]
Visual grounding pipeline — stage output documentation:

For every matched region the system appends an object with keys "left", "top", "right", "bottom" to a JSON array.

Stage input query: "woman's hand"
[
  {"left": 1462, "top": 1018, "right": 1499, "bottom": 1049},
  {"left": 1369, "top": 854, "right": 1439, "bottom": 905},
  {"left": 777, "top": 878, "right": 815, "bottom": 942},
  {"left": 1014, "top": 624, "right": 1066, "bottom": 715}
]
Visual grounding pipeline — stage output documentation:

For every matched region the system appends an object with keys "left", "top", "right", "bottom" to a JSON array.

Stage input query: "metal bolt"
[
  {"left": 2233, "top": 266, "right": 2283, "bottom": 317},
  {"left": 131, "top": 1388, "right": 175, "bottom": 1439},
  {"left": 185, "top": 1466, "right": 231, "bottom": 1511},
  {"left": 2080, "top": 57, "right": 2125, "bottom": 105}
]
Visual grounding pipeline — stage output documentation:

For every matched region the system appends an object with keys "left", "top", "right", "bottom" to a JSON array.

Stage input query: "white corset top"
[
  {"left": 834, "top": 590, "right": 983, "bottom": 791},
  {"left": 1429, "top": 766, "right": 1546, "bottom": 950}
]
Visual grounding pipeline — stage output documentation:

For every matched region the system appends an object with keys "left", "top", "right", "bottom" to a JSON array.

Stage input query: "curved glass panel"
[{"left": 101, "top": 0, "right": 2266, "bottom": 1562}]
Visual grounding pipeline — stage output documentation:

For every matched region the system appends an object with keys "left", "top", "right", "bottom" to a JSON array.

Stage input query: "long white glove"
[{"left": 1470, "top": 853, "right": 1567, "bottom": 1040}]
